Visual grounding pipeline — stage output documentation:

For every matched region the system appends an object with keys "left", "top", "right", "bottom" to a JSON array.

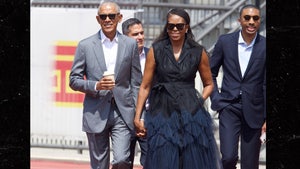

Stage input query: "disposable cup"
[{"left": 103, "top": 71, "right": 115, "bottom": 82}]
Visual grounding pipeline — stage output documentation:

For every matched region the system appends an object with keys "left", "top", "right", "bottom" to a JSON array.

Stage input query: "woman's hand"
[{"left": 134, "top": 118, "right": 147, "bottom": 138}]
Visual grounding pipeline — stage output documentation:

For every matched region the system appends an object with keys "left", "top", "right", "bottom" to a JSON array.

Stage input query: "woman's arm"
[
  {"left": 198, "top": 49, "right": 214, "bottom": 100},
  {"left": 134, "top": 47, "right": 156, "bottom": 137}
]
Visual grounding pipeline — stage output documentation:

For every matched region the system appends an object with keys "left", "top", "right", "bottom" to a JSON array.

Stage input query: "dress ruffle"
[
  {"left": 143, "top": 39, "right": 222, "bottom": 169},
  {"left": 144, "top": 109, "right": 222, "bottom": 169}
]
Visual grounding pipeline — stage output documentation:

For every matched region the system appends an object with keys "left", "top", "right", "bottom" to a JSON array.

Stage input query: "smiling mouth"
[
  {"left": 247, "top": 26, "right": 256, "bottom": 32},
  {"left": 103, "top": 23, "right": 113, "bottom": 27},
  {"left": 170, "top": 33, "right": 180, "bottom": 37}
]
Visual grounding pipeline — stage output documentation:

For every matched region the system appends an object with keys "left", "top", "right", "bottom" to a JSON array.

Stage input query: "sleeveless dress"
[{"left": 144, "top": 39, "right": 222, "bottom": 169}]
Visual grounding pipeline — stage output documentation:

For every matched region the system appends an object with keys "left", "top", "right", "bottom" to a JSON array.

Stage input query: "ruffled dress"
[{"left": 144, "top": 39, "right": 222, "bottom": 169}]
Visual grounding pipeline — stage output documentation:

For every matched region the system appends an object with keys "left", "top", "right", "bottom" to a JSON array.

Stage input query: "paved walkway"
[
  {"left": 31, "top": 148, "right": 142, "bottom": 169},
  {"left": 30, "top": 147, "right": 266, "bottom": 169},
  {"left": 31, "top": 159, "right": 143, "bottom": 169}
]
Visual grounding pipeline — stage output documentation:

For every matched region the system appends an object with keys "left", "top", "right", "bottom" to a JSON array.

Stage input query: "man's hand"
[
  {"left": 96, "top": 77, "right": 115, "bottom": 90},
  {"left": 134, "top": 119, "right": 147, "bottom": 138}
]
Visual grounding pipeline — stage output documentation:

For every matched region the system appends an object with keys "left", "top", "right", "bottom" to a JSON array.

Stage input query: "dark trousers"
[
  {"left": 129, "top": 135, "right": 147, "bottom": 168},
  {"left": 219, "top": 102, "right": 261, "bottom": 169}
]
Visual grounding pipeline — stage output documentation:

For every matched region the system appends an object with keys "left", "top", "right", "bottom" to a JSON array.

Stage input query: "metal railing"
[{"left": 31, "top": 0, "right": 266, "bottom": 50}]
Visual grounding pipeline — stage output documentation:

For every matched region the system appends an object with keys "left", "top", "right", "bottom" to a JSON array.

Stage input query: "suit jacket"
[
  {"left": 140, "top": 46, "right": 149, "bottom": 120},
  {"left": 209, "top": 31, "right": 266, "bottom": 128},
  {"left": 144, "top": 47, "right": 149, "bottom": 56},
  {"left": 69, "top": 30, "right": 142, "bottom": 133}
]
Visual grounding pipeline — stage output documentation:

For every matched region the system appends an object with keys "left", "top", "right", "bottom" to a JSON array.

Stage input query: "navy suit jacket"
[
  {"left": 144, "top": 47, "right": 149, "bottom": 55},
  {"left": 209, "top": 31, "right": 266, "bottom": 128}
]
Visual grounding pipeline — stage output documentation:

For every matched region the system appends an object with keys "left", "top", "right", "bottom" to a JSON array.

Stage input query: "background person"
[
  {"left": 209, "top": 4, "right": 266, "bottom": 169},
  {"left": 69, "top": 2, "right": 142, "bottom": 169},
  {"left": 134, "top": 8, "right": 222, "bottom": 169},
  {"left": 122, "top": 18, "right": 148, "bottom": 168}
]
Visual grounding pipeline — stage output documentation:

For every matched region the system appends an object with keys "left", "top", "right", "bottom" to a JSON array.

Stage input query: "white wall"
[
  {"left": 30, "top": 6, "right": 218, "bottom": 143},
  {"left": 30, "top": 7, "right": 135, "bottom": 141}
]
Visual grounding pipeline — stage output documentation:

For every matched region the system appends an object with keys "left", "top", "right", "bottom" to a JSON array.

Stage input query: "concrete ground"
[{"left": 30, "top": 146, "right": 266, "bottom": 169}]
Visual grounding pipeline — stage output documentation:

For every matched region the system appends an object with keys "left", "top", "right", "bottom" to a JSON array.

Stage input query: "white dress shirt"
[
  {"left": 140, "top": 48, "right": 146, "bottom": 75},
  {"left": 139, "top": 48, "right": 149, "bottom": 111},
  {"left": 95, "top": 31, "right": 118, "bottom": 91},
  {"left": 238, "top": 31, "right": 257, "bottom": 77},
  {"left": 101, "top": 30, "right": 118, "bottom": 73}
]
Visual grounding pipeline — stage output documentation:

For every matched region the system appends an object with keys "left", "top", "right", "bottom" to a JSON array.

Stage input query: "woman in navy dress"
[{"left": 134, "top": 8, "right": 222, "bottom": 169}]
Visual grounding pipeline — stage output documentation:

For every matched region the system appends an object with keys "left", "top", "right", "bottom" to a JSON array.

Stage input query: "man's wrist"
[{"left": 95, "top": 82, "right": 98, "bottom": 91}]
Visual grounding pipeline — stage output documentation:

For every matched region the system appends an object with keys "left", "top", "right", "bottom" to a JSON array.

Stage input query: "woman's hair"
[{"left": 153, "top": 8, "right": 195, "bottom": 44}]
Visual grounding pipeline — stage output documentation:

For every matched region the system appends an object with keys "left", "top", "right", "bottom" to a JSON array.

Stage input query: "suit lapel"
[
  {"left": 92, "top": 33, "right": 107, "bottom": 74},
  {"left": 144, "top": 47, "right": 149, "bottom": 56},
  {"left": 232, "top": 32, "right": 243, "bottom": 79},
  {"left": 114, "top": 33, "right": 126, "bottom": 80}
]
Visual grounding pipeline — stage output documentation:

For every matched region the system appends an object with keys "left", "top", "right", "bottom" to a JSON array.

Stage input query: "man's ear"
[
  {"left": 96, "top": 15, "right": 101, "bottom": 24},
  {"left": 118, "top": 14, "right": 123, "bottom": 23}
]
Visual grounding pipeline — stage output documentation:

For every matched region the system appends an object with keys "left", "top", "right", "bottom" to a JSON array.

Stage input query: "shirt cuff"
[{"left": 94, "top": 82, "right": 98, "bottom": 91}]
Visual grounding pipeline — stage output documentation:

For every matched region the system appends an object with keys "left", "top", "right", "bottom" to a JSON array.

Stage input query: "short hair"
[
  {"left": 239, "top": 4, "right": 260, "bottom": 17},
  {"left": 98, "top": 1, "right": 120, "bottom": 14},
  {"left": 122, "top": 18, "right": 142, "bottom": 35}
]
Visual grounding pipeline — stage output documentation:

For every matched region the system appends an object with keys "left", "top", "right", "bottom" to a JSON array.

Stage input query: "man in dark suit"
[
  {"left": 209, "top": 4, "right": 266, "bottom": 169},
  {"left": 69, "top": 2, "right": 142, "bottom": 169},
  {"left": 122, "top": 18, "right": 149, "bottom": 168}
]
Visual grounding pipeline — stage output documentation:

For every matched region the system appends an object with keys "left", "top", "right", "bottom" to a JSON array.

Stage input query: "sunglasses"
[
  {"left": 243, "top": 15, "right": 260, "bottom": 21},
  {"left": 167, "top": 23, "right": 186, "bottom": 31},
  {"left": 99, "top": 13, "right": 119, "bottom": 20}
]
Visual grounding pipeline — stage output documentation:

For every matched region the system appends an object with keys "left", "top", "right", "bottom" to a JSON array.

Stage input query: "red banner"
[{"left": 53, "top": 41, "right": 84, "bottom": 107}]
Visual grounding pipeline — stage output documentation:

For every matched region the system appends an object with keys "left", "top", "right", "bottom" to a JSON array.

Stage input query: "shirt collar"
[
  {"left": 238, "top": 30, "right": 257, "bottom": 47},
  {"left": 140, "top": 48, "right": 145, "bottom": 56},
  {"left": 100, "top": 30, "right": 118, "bottom": 43}
]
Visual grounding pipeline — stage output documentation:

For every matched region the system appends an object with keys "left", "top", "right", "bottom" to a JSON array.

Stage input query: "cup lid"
[{"left": 103, "top": 71, "right": 114, "bottom": 76}]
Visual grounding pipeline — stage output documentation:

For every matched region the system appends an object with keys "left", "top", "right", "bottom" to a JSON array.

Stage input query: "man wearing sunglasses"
[
  {"left": 69, "top": 1, "right": 141, "bottom": 169},
  {"left": 122, "top": 18, "right": 149, "bottom": 169},
  {"left": 209, "top": 4, "right": 266, "bottom": 169}
]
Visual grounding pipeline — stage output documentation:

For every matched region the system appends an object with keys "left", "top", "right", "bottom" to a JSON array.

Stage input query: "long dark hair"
[{"left": 153, "top": 8, "right": 195, "bottom": 44}]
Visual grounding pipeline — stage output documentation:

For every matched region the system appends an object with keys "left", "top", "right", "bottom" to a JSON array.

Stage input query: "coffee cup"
[{"left": 103, "top": 71, "right": 115, "bottom": 82}]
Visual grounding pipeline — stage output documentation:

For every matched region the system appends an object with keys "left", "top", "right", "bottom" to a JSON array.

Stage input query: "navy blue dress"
[{"left": 144, "top": 39, "right": 222, "bottom": 169}]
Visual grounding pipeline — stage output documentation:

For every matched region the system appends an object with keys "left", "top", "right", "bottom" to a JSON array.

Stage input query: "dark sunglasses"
[
  {"left": 167, "top": 23, "right": 186, "bottom": 31},
  {"left": 99, "top": 13, "right": 119, "bottom": 20},
  {"left": 243, "top": 15, "right": 260, "bottom": 21}
]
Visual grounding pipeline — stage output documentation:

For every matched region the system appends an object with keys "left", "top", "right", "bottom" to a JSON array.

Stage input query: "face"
[
  {"left": 238, "top": 7, "right": 261, "bottom": 36},
  {"left": 166, "top": 14, "right": 188, "bottom": 42},
  {"left": 96, "top": 3, "right": 122, "bottom": 40},
  {"left": 127, "top": 24, "right": 145, "bottom": 52}
]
